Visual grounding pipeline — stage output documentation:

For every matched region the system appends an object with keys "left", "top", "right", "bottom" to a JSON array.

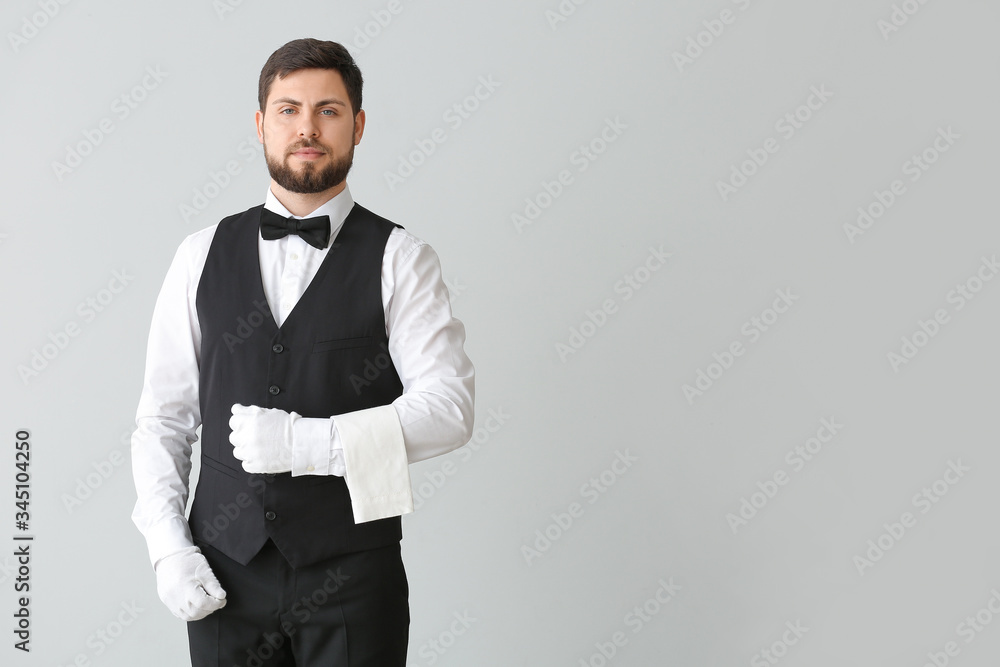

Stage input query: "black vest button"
[
  {"left": 272, "top": 344, "right": 284, "bottom": 353},
  {"left": 265, "top": 511, "right": 276, "bottom": 520},
  {"left": 268, "top": 385, "right": 280, "bottom": 395}
]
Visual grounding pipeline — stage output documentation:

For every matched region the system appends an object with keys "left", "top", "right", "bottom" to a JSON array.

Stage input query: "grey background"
[{"left": 2, "top": 0, "right": 999, "bottom": 664}]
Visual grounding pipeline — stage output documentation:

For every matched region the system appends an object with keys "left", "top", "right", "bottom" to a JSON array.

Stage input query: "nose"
[{"left": 297, "top": 115, "right": 319, "bottom": 138}]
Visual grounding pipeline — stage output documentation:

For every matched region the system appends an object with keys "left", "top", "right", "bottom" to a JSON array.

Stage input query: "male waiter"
[{"left": 130, "top": 37, "right": 475, "bottom": 666}]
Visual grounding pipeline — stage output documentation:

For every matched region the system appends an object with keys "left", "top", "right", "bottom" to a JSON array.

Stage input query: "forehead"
[{"left": 268, "top": 68, "right": 347, "bottom": 102}]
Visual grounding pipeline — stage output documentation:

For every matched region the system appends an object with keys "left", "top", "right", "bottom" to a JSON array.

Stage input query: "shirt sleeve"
[
  {"left": 310, "top": 234, "right": 475, "bottom": 523},
  {"left": 129, "top": 233, "right": 207, "bottom": 568}
]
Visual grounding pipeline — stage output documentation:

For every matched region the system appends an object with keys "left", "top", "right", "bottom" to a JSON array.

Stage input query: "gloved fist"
[
  {"left": 229, "top": 404, "right": 300, "bottom": 473},
  {"left": 155, "top": 546, "right": 227, "bottom": 622}
]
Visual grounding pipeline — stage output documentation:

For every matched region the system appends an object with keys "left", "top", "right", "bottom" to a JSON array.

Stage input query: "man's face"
[{"left": 255, "top": 68, "right": 364, "bottom": 195}]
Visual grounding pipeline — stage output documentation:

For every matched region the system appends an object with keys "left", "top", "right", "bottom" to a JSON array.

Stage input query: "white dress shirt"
[{"left": 130, "top": 184, "right": 475, "bottom": 568}]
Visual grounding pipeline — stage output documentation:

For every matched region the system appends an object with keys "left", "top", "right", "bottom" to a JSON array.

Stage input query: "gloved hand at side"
[{"left": 154, "top": 546, "right": 227, "bottom": 621}]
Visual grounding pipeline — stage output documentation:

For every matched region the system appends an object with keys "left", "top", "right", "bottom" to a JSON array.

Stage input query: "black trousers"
[{"left": 188, "top": 538, "right": 409, "bottom": 667}]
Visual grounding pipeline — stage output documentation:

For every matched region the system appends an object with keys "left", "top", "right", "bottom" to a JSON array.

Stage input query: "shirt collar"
[{"left": 263, "top": 184, "right": 355, "bottom": 247}]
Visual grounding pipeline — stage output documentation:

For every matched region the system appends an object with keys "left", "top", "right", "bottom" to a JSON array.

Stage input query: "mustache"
[{"left": 287, "top": 140, "right": 327, "bottom": 154}]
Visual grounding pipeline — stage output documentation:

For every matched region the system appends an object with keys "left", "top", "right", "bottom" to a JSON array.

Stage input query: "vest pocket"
[
  {"left": 201, "top": 454, "right": 241, "bottom": 478},
  {"left": 312, "top": 335, "right": 374, "bottom": 353}
]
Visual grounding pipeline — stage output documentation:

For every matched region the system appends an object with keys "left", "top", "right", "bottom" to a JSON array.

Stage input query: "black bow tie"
[{"left": 259, "top": 208, "right": 331, "bottom": 250}]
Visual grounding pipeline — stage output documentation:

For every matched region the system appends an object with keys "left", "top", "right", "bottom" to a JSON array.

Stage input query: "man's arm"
[
  {"left": 381, "top": 234, "right": 476, "bottom": 463},
  {"left": 130, "top": 232, "right": 205, "bottom": 567},
  {"left": 282, "top": 231, "right": 475, "bottom": 521},
  {"left": 130, "top": 230, "right": 228, "bottom": 622}
]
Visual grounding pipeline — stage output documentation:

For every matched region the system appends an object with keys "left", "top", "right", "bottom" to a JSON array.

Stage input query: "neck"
[{"left": 271, "top": 179, "right": 346, "bottom": 217}]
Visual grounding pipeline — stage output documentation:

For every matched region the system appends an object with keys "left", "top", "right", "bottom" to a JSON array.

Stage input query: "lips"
[{"left": 293, "top": 148, "right": 323, "bottom": 156}]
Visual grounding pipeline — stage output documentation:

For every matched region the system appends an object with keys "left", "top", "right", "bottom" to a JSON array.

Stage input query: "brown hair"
[{"left": 258, "top": 38, "right": 363, "bottom": 116}]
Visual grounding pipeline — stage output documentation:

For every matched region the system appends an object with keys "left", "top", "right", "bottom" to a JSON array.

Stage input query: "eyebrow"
[{"left": 271, "top": 96, "right": 347, "bottom": 108}]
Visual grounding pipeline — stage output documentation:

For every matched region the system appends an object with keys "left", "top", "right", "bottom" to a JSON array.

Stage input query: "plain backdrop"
[{"left": 2, "top": 0, "right": 1000, "bottom": 665}]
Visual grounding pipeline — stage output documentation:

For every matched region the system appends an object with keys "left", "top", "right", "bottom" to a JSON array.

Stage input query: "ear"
[
  {"left": 255, "top": 109, "right": 264, "bottom": 144},
  {"left": 353, "top": 109, "right": 366, "bottom": 146}
]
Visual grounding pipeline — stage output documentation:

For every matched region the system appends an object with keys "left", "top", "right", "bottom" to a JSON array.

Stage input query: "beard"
[{"left": 264, "top": 138, "right": 354, "bottom": 194}]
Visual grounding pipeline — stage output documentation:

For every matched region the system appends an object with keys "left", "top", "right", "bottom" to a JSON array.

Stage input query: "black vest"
[{"left": 189, "top": 202, "right": 405, "bottom": 568}]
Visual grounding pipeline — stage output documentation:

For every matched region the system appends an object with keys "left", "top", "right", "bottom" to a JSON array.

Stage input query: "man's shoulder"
[
  {"left": 176, "top": 204, "right": 262, "bottom": 260},
  {"left": 352, "top": 202, "right": 429, "bottom": 257},
  {"left": 387, "top": 225, "right": 429, "bottom": 258}
]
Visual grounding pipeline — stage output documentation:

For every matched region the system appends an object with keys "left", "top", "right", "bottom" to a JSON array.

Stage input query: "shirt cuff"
[
  {"left": 335, "top": 404, "right": 414, "bottom": 523},
  {"left": 291, "top": 417, "right": 335, "bottom": 475},
  {"left": 144, "top": 515, "right": 196, "bottom": 569}
]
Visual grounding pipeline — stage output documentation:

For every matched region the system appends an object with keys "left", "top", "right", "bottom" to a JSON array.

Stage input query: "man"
[{"left": 130, "top": 38, "right": 475, "bottom": 666}]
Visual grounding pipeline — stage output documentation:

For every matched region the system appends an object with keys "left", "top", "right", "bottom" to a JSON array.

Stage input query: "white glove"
[
  {"left": 230, "top": 403, "right": 346, "bottom": 477},
  {"left": 229, "top": 404, "right": 299, "bottom": 473},
  {"left": 154, "top": 546, "right": 227, "bottom": 621}
]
